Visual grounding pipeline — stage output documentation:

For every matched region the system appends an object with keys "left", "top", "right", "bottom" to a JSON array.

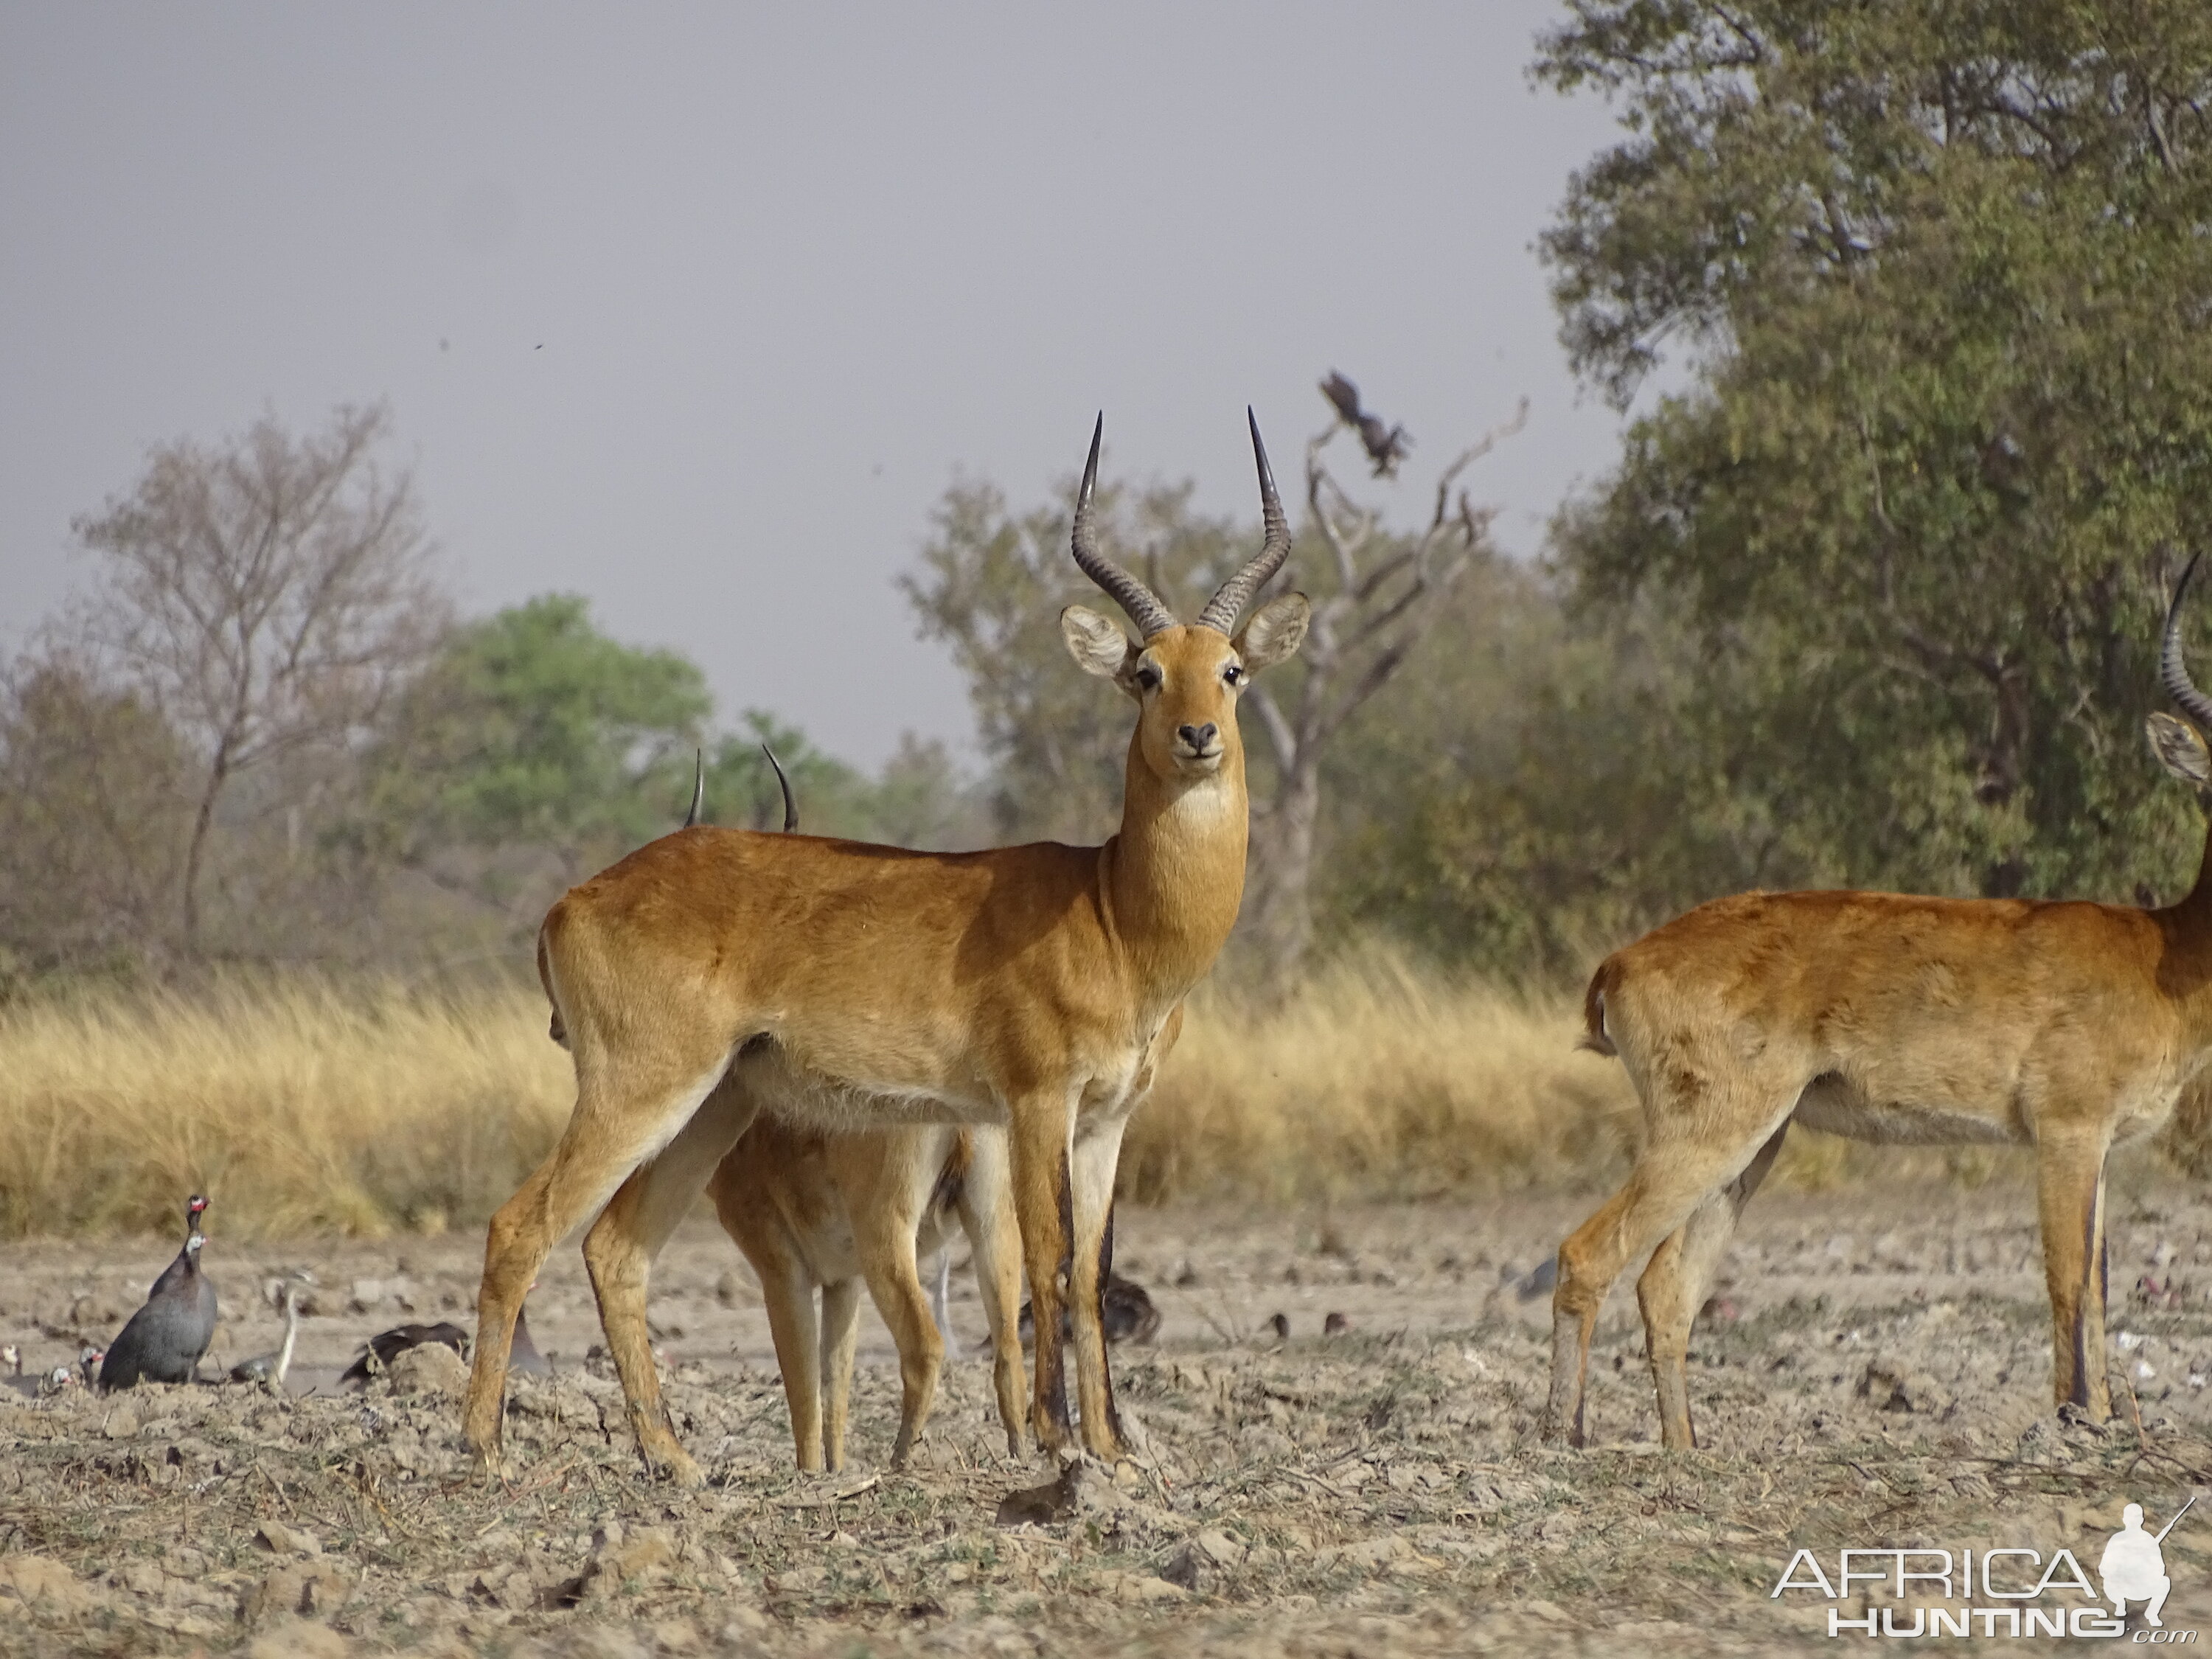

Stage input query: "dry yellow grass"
[
  {"left": 0, "top": 976, "right": 571, "bottom": 1239},
  {"left": 1123, "top": 950, "right": 1640, "bottom": 1203},
  {"left": 10, "top": 950, "right": 2143, "bottom": 1239}
]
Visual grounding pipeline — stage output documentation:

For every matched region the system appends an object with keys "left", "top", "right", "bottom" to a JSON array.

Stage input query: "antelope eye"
[
  {"left": 1135, "top": 664, "right": 1162, "bottom": 691},
  {"left": 1223, "top": 664, "right": 1243, "bottom": 686}
]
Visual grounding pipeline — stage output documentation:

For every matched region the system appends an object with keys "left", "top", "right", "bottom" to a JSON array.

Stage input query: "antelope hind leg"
[
  {"left": 466, "top": 1051, "right": 737, "bottom": 1471},
  {"left": 582, "top": 1074, "right": 758, "bottom": 1485},
  {"left": 1636, "top": 1121, "right": 1787, "bottom": 1450},
  {"left": 1547, "top": 1097, "right": 1795, "bottom": 1447}
]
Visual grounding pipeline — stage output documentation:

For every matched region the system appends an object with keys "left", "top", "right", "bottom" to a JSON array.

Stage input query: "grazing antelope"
[
  {"left": 1547, "top": 553, "right": 2212, "bottom": 1452},
  {"left": 465, "top": 413, "right": 1308, "bottom": 1483},
  {"left": 706, "top": 1118, "right": 1028, "bottom": 1472}
]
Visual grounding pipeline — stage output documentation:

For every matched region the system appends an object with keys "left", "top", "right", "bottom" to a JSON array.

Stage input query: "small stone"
[
  {"left": 243, "top": 1560, "right": 357, "bottom": 1626},
  {"left": 1858, "top": 1358, "right": 1951, "bottom": 1416},
  {"left": 1110, "top": 1571, "right": 1190, "bottom": 1604},
  {"left": 383, "top": 1343, "right": 468, "bottom": 1398},
  {"left": 247, "top": 1618, "right": 351, "bottom": 1659},
  {"left": 995, "top": 1459, "right": 1085, "bottom": 1526},
  {"left": 254, "top": 1520, "right": 321, "bottom": 1557},
  {"left": 1158, "top": 1541, "right": 1204, "bottom": 1591},
  {"left": 0, "top": 1555, "right": 95, "bottom": 1615},
  {"left": 102, "top": 1405, "right": 141, "bottom": 1440}
]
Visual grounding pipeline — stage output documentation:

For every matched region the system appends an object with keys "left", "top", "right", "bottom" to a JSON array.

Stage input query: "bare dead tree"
[
  {"left": 1239, "top": 393, "right": 1528, "bottom": 987},
  {"left": 71, "top": 405, "right": 447, "bottom": 956}
]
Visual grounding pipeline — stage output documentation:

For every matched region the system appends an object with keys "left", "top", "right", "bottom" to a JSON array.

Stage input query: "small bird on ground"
[
  {"left": 341, "top": 1320, "right": 467, "bottom": 1385},
  {"left": 1511, "top": 1258, "right": 1559, "bottom": 1302},
  {"left": 1320, "top": 372, "right": 1413, "bottom": 479},
  {"left": 230, "top": 1281, "right": 303, "bottom": 1389},
  {"left": 343, "top": 1299, "right": 548, "bottom": 1385},
  {"left": 1018, "top": 1276, "right": 1161, "bottom": 1346},
  {"left": 100, "top": 1197, "right": 219, "bottom": 1390}
]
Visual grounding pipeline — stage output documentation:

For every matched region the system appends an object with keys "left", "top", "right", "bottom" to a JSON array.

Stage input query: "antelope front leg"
[
  {"left": 1068, "top": 1115, "right": 1130, "bottom": 1461},
  {"left": 818, "top": 1279, "right": 863, "bottom": 1474},
  {"left": 1007, "top": 1094, "right": 1077, "bottom": 1453},
  {"left": 582, "top": 1079, "right": 758, "bottom": 1486},
  {"left": 757, "top": 1253, "right": 828, "bottom": 1472},
  {"left": 2035, "top": 1127, "right": 2112, "bottom": 1419},
  {"left": 959, "top": 1128, "right": 1029, "bottom": 1458}
]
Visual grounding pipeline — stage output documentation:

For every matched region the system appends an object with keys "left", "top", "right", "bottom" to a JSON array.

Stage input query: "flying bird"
[{"left": 1321, "top": 372, "right": 1413, "bottom": 478}]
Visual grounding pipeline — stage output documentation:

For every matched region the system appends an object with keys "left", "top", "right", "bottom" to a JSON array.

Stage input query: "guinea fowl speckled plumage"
[{"left": 100, "top": 1197, "right": 218, "bottom": 1390}]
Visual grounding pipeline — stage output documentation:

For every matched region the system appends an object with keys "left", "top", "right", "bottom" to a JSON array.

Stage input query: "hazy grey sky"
[{"left": 0, "top": 3, "right": 1633, "bottom": 768}]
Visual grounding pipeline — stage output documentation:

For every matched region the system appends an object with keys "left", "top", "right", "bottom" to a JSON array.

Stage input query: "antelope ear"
[
  {"left": 1234, "top": 591, "right": 1310, "bottom": 672},
  {"left": 2148, "top": 712, "right": 2212, "bottom": 790},
  {"left": 1061, "top": 605, "right": 1135, "bottom": 680}
]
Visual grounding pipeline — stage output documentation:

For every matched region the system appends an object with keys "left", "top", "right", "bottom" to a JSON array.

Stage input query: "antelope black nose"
[{"left": 1178, "top": 723, "right": 1218, "bottom": 751}]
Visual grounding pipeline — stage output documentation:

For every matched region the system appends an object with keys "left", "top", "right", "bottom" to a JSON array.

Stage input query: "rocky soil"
[{"left": 7, "top": 1176, "right": 2212, "bottom": 1655}]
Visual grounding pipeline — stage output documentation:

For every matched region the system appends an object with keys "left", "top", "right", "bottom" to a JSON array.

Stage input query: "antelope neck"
[{"left": 1098, "top": 728, "right": 1249, "bottom": 992}]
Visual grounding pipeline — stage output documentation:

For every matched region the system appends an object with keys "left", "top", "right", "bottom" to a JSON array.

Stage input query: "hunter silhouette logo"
[
  {"left": 2102, "top": 1498, "right": 2194, "bottom": 1629},
  {"left": 1771, "top": 1492, "right": 2204, "bottom": 1638}
]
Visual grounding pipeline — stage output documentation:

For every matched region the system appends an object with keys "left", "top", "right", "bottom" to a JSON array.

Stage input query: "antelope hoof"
[{"left": 642, "top": 1444, "right": 706, "bottom": 1488}]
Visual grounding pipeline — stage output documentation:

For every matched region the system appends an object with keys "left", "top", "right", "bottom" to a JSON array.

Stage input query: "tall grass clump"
[
  {"left": 0, "top": 975, "right": 568, "bottom": 1239},
  {"left": 1122, "top": 947, "right": 1641, "bottom": 1204}
]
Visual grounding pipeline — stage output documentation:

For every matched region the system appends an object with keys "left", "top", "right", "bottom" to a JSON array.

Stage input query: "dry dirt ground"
[{"left": 8, "top": 1175, "right": 2212, "bottom": 1657}]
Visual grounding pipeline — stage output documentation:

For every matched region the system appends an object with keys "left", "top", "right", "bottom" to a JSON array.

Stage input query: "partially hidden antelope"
[
  {"left": 1547, "top": 553, "right": 2212, "bottom": 1451},
  {"left": 678, "top": 740, "right": 1026, "bottom": 1470},
  {"left": 465, "top": 413, "right": 1308, "bottom": 1482},
  {"left": 707, "top": 1117, "right": 1029, "bottom": 1472}
]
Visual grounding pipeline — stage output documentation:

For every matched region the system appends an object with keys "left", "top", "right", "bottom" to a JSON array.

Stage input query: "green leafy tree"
[
  {"left": 370, "top": 594, "right": 710, "bottom": 885},
  {"left": 1536, "top": 2, "right": 2212, "bottom": 902}
]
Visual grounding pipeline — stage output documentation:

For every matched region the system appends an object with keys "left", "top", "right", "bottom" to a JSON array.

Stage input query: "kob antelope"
[
  {"left": 706, "top": 1118, "right": 1028, "bottom": 1471},
  {"left": 1548, "top": 553, "right": 2212, "bottom": 1451},
  {"left": 465, "top": 414, "right": 1307, "bottom": 1482}
]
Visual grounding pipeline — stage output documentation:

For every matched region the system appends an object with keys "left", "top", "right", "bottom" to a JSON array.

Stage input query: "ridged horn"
[
  {"left": 2163, "top": 550, "right": 2212, "bottom": 733},
  {"left": 682, "top": 748, "right": 705, "bottom": 829},
  {"left": 1069, "top": 414, "right": 1176, "bottom": 639},
  {"left": 1196, "top": 408, "right": 1293, "bottom": 634},
  {"left": 762, "top": 743, "right": 797, "bottom": 834}
]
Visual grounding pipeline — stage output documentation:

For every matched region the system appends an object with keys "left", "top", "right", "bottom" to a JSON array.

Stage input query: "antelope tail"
[{"left": 1578, "top": 959, "right": 1621, "bottom": 1057}]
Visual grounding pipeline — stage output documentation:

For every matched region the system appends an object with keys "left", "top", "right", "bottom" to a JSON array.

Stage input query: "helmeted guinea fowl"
[{"left": 100, "top": 1197, "right": 219, "bottom": 1390}]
